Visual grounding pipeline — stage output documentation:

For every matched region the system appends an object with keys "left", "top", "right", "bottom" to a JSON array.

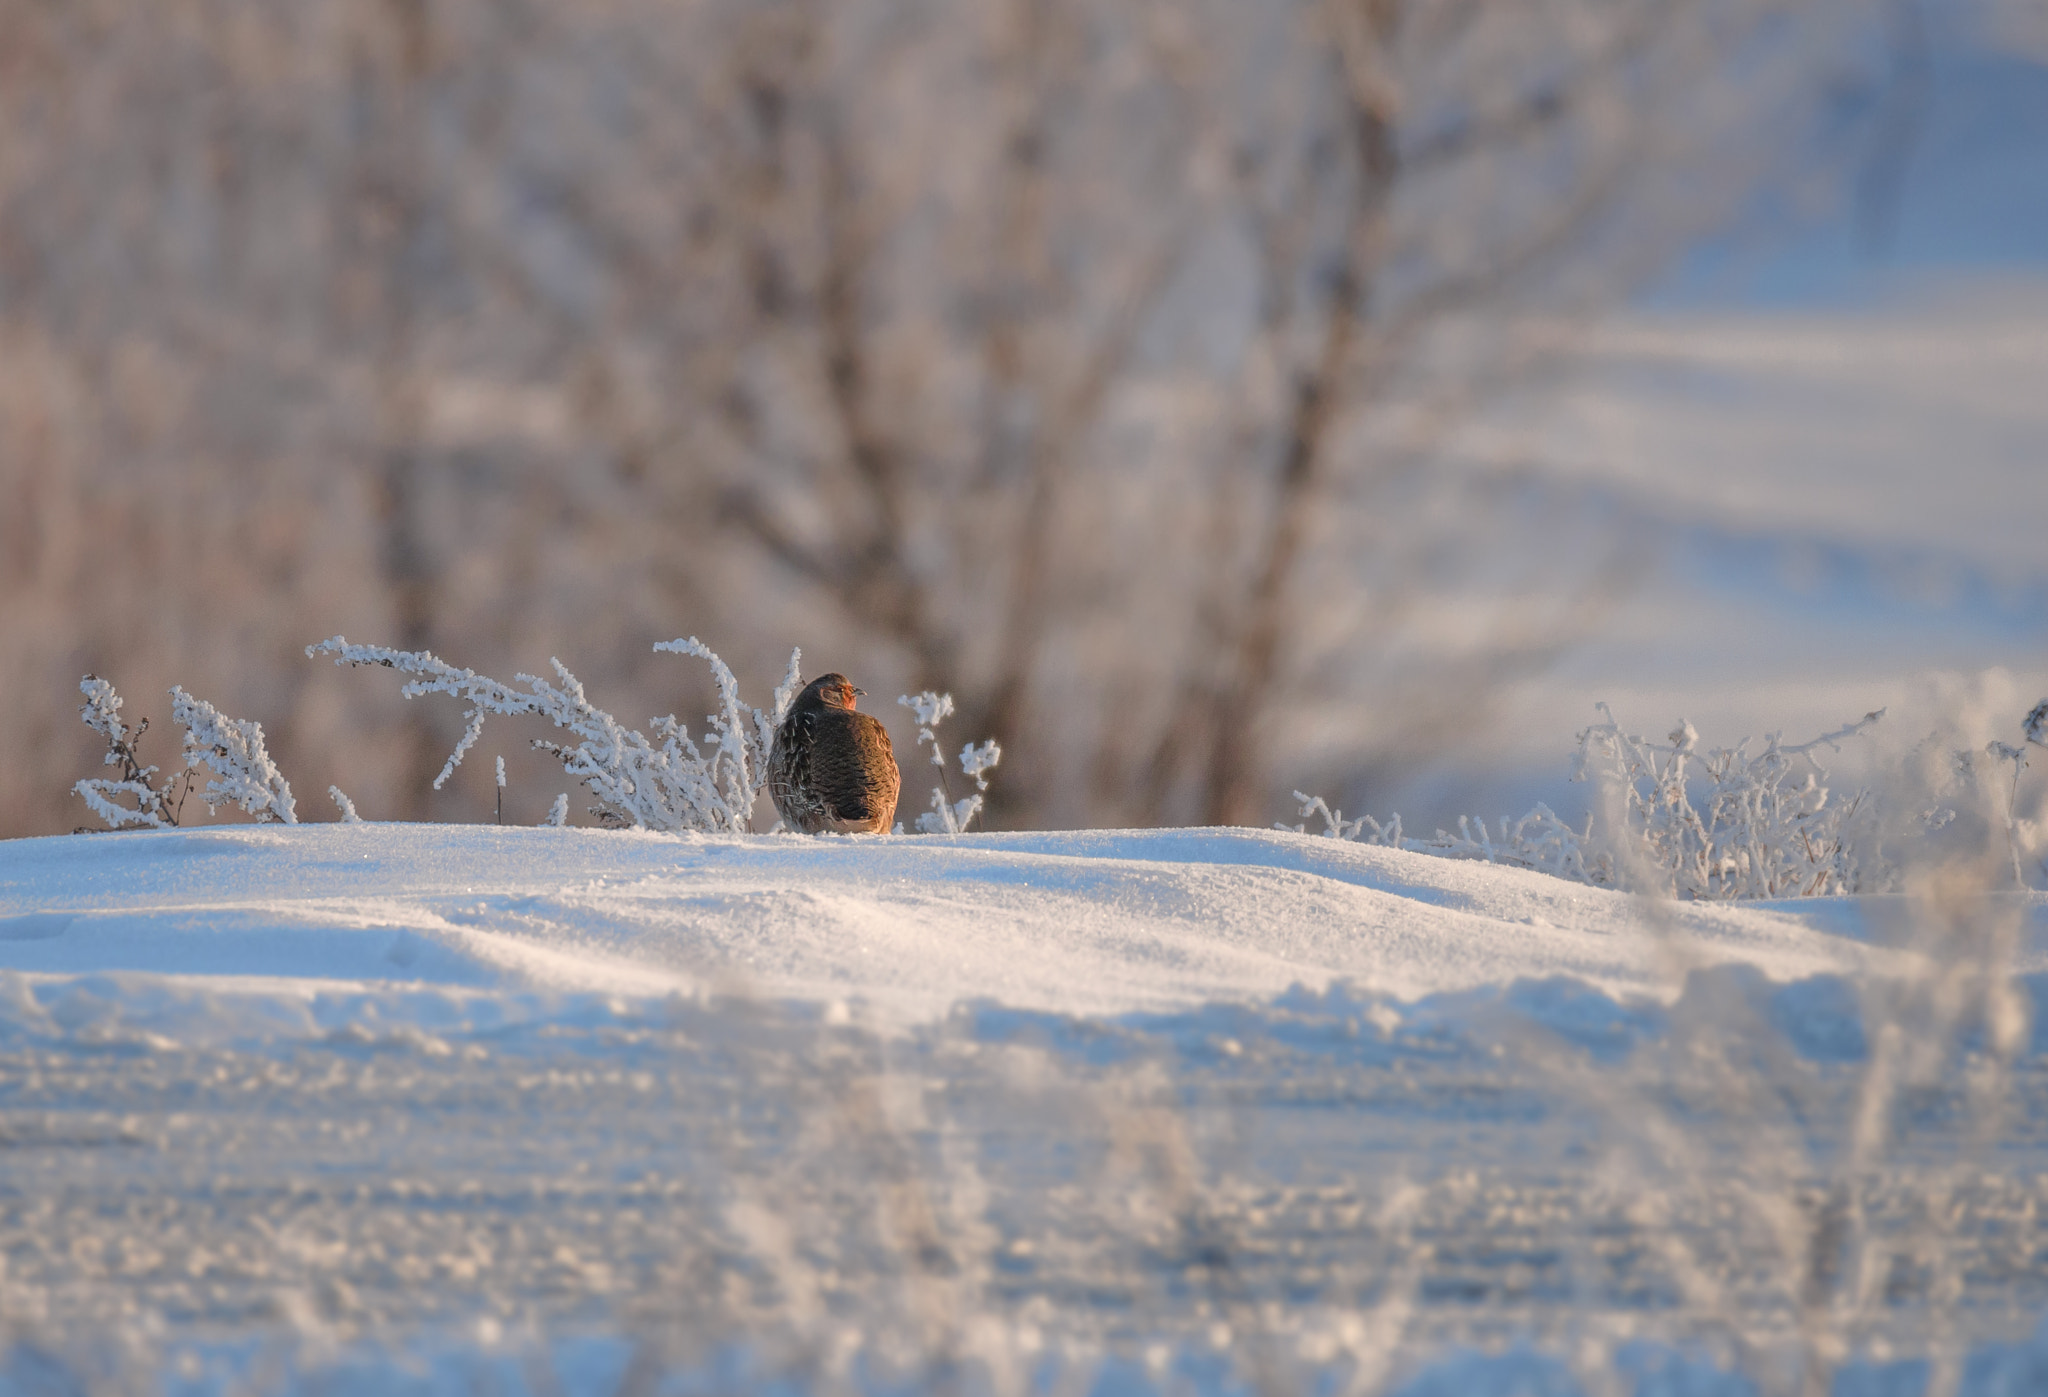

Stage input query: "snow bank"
[
  {"left": 7, "top": 823, "right": 2048, "bottom": 1397},
  {"left": 1, "top": 823, "right": 1995, "bottom": 1031}
]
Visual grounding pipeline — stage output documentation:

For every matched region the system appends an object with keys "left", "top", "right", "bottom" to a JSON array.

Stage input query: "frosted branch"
[
  {"left": 74, "top": 675, "right": 297, "bottom": 830},
  {"left": 72, "top": 675, "right": 180, "bottom": 830},
  {"left": 959, "top": 739, "right": 1002, "bottom": 791},
  {"left": 310, "top": 633, "right": 790, "bottom": 833},
  {"left": 1295, "top": 706, "right": 1890, "bottom": 899},
  {"left": 172, "top": 687, "right": 298, "bottom": 824},
  {"left": 898, "top": 691, "right": 1001, "bottom": 834}
]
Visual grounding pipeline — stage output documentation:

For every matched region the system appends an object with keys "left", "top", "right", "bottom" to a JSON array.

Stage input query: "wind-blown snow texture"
[{"left": 3, "top": 824, "right": 2048, "bottom": 1395}]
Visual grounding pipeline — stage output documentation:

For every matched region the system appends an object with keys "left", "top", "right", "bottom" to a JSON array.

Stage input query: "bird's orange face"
[{"left": 818, "top": 676, "right": 863, "bottom": 710}]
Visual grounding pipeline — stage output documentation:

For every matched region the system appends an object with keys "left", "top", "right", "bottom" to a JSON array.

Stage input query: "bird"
[{"left": 767, "top": 673, "right": 901, "bottom": 834}]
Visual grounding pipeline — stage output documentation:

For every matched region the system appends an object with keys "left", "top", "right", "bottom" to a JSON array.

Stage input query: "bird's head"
[{"left": 802, "top": 673, "right": 864, "bottom": 711}]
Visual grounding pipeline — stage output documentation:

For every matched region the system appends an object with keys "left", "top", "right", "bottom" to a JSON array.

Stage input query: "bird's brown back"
[
  {"left": 806, "top": 709, "right": 899, "bottom": 833},
  {"left": 769, "top": 699, "right": 900, "bottom": 834}
]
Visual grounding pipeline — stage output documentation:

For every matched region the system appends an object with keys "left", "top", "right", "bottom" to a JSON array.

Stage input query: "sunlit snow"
[{"left": 3, "top": 824, "right": 2047, "bottom": 1394}]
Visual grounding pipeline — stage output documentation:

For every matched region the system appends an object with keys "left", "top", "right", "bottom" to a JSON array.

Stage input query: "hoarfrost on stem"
[
  {"left": 73, "top": 676, "right": 296, "bottom": 829},
  {"left": 1290, "top": 794, "right": 1602, "bottom": 885},
  {"left": 329, "top": 787, "right": 362, "bottom": 823},
  {"left": 1984, "top": 740, "right": 2032, "bottom": 887},
  {"left": 172, "top": 686, "right": 298, "bottom": 824},
  {"left": 897, "top": 691, "right": 1002, "bottom": 834},
  {"left": 72, "top": 675, "right": 189, "bottom": 830},
  {"left": 1292, "top": 704, "right": 1891, "bottom": 899},
  {"left": 307, "top": 634, "right": 798, "bottom": 834},
  {"left": 960, "top": 740, "right": 1002, "bottom": 791},
  {"left": 1567, "top": 703, "right": 1881, "bottom": 898},
  {"left": 2025, "top": 700, "right": 2048, "bottom": 750}
]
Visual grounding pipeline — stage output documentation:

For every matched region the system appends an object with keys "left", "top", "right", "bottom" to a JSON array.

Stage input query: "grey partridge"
[{"left": 767, "top": 673, "right": 901, "bottom": 834}]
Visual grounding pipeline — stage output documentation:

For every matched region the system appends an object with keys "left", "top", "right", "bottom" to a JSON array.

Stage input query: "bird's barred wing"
[
  {"left": 812, "top": 712, "right": 899, "bottom": 827},
  {"left": 768, "top": 711, "right": 831, "bottom": 832}
]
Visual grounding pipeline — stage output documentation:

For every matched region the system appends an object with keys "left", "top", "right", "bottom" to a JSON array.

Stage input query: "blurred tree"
[
  {"left": 0, "top": 0, "right": 1923, "bottom": 834},
  {"left": 682, "top": 0, "right": 1892, "bottom": 825}
]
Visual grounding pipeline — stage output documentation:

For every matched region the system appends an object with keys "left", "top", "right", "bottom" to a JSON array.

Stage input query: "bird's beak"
[{"left": 852, "top": 687, "right": 866, "bottom": 697}]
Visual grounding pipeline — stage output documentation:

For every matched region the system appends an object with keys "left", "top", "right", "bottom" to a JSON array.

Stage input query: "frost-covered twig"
[
  {"left": 307, "top": 634, "right": 797, "bottom": 834},
  {"left": 898, "top": 691, "right": 1002, "bottom": 834},
  {"left": 1290, "top": 794, "right": 1392, "bottom": 845},
  {"left": 1290, "top": 793, "right": 1607, "bottom": 884},
  {"left": 330, "top": 786, "right": 361, "bottom": 823},
  {"left": 1934, "top": 703, "right": 2048, "bottom": 889},
  {"left": 171, "top": 686, "right": 298, "bottom": 824},
  {"left": 2021, "top": 700, "right": 2048, "bottom": 885},
  {"left": 959, "top": 739, "right": 1002, "bottom": 794},
  {"left": 651, "top": 637, "right": 789, "bottom": 831},
  {"left": 1568, "top": 704, "right": 1885, "bottom": 899},
  {"left": 1986, "top": 740, "right": 2031, "bottom": 889},
  {"left": 72, "top": 676, "right": 192, "bottom": 830},
  {"left": 2026, "top": 700, "right": 2048, "bottom": 751},
  {"left": 1293, "top": 705, "right": 1888, "bottom": 899},
  {"left": 75, "top": 676, "right": 296, "bottom": 829}
]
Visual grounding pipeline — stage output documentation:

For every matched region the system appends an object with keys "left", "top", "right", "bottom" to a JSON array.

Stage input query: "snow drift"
[
  {"left": 0, "top": 822, "right": 1988, "bottom": 1027},
  {"left": 4, "top": 822, "right": 2048, "bottom": 1397}
]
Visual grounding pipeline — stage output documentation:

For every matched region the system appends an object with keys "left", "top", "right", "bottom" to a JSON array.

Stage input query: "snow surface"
[
  {"left": 5, "top": 822, "right": 2048, "bottom": 1394},
  {"left": 0, "top": 823, "right": 1967, "bottom": 1023}
]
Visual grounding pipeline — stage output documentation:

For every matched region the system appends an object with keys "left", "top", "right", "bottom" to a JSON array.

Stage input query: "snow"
[
  {"left": 5, "top": 823, "right": 2048, "bottom": 1394},
  {"left": 0, "top": 823, "right": 1945, "bottom": 1025}
]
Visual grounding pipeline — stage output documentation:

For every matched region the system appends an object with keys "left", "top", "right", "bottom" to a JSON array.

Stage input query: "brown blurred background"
[{"left": 1, "top": 0, "right": 2029, "bottom": 835}]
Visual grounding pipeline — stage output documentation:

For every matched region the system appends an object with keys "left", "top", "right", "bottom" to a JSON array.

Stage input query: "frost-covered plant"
[
  {"left": 2026, "top": 700, "right": 2048, "bottom": 881},
  {"left": 1982, "top": 741, "right": 2030, "bottom": 886},
  {"left": 1570, "top": 703, "right": 1883, "bottom": 899},
  {"left": 1293, "top": 705, "right": 1886, "bottom": 899},
  {"left": 1937, "top": 697, "right": 2048, "bottom": 888},
  {"left": 1292, "top": 794, "right": 1609, "bottom": 885},
  {"left": 898, "top": 691, "right": 1002, "bottom": 834},
  {"left": 2027, "top": 700, "right": 2048, "bottom": 750},
  {"left": 72, "top": 675, "right": 193, "bottom": 830},
  {"left": 74, "top": 675, "right": 297, "bottom": 829},
  {"left": 170, "top": 686, "right": 298, "bottom": 824},
  {"left": 307, "top": 635, "right": 801, "bottom": 834}
]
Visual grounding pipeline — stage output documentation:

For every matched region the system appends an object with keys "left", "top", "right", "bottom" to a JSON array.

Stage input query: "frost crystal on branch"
[
  {"left": 898, "top": 691, "right": 1001, "bottom": 834},
  {"left": 172, "top": 687, "right": 298, "bottom": 824},
  {"left": 1984, "top": 739, "right": 2033, "bottom": 887},
  {"left": 74, "top": 675, "right": 296, "bottom": 830},
  {"left": 72, "top": 675, "right": 188, "bottom": 830},
  {"left": 1571, "top": 704, "right": 1887, "bottom": 898},
  {"left": 307, "top": 634, "right": 797, "bottom": 834},
  {"left": 960, "top": 740, "right": 1002, "bottom": 791},
  {"left": 2025, "top": 699, "right": 2048, "bottom": 749},
  {"left": 1293, "top": 705, "right": 1889, "bottom": 899},
  {"left": 900, "top": 692, "right": 954, "bottom": 733},
  {"left": 1291, "top": 793, "right": 1603, "bottom": 885}
]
